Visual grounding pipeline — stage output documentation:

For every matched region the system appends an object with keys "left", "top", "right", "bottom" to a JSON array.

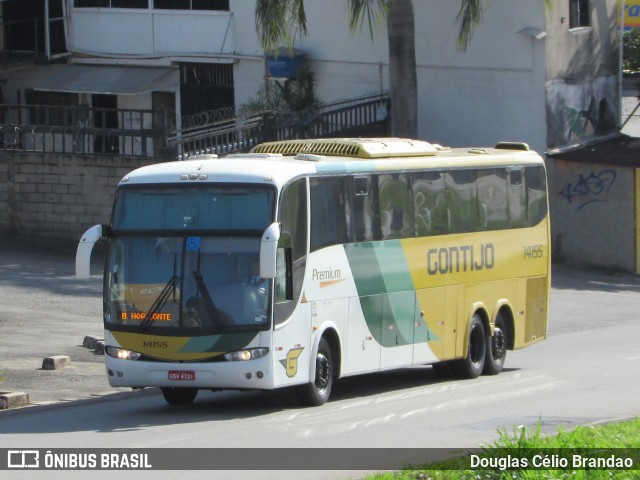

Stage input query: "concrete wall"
[
  {"left": 0, "top": 152, "right": 157, "bottom": 241},
  {"left": 548, "top": 159, "right": 636, "bottom": 272},
  {"left": 544, "top": 0, "right": 620, "bottom": 148}
]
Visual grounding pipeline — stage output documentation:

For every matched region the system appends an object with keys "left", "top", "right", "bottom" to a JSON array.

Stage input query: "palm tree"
[{"left": 255, "top": 0, "right": 551, "bottom": 138}]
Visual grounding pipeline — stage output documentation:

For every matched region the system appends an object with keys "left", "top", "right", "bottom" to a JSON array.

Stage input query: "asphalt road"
[{"left": 1, "top": 234, "right": 640, "bottom": 480}]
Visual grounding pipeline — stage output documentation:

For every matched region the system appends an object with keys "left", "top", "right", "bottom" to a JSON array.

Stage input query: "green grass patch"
[{"left": 367, "top": 418, "right": 640, "bottom": 479}]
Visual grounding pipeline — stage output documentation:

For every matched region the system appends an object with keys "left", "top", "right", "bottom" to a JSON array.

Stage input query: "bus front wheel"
[
  {"left": 297, "top": 338, "right": 333, "bottom": 407},
  {"left": 452, "top": 315, "right": 486, "bottom": 379},
  {"left": 162, "top": 387, "right": 198, "bottom": 405},
  {"left": 483, "top": 312, "right": 507, "bottom": 375}
]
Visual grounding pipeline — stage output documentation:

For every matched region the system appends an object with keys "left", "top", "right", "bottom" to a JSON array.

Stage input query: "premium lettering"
[{"left": 312, "top": 267, "right": 341, "bottom": 281}]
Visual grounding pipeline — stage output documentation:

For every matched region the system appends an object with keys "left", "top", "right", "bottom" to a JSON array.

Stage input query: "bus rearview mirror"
[
  {"left": 260, "top": 222, "right": 280, "bottom": 279},
  {"left": 76, "top": 224, "right": 104, "bottom": 279}
]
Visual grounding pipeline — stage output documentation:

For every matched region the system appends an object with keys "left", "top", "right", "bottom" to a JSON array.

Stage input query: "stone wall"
[
  {"left": 0, "top": 152, "right": 158, "bottom": 241},
  {"left": 548, "top": 159, "right": 636, "bottom": 272}
]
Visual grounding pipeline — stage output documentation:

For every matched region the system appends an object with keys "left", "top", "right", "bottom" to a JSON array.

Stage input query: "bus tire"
[
  {"left": 297, "top": 338, "right": 333, "bottom": 407},
  {"left": 161, "top": 387, "right": 198, "bottom": 405},
  {"left": 483, "top": 312, "right": 507, "bottom": 375},
  {"left": 452, "top": 315, "right": 486, "bottom": 379}
]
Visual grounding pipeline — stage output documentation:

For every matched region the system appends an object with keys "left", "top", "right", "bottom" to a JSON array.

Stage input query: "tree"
[
  {"left": 623, "top": 28, "right": 640, "bottom": 73},
  {"left": 255, "top": 0, "right": 552, "bottom": 138}
]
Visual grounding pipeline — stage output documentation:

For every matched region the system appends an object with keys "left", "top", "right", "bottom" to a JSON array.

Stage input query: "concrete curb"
[
  {"left": 0, "top": 391, "right": 30, "bottom": 410},
  {"left": 42, "top": 355, "right": 71, "bottom": 370},
  {"left": 0, "top": 388, "right": 160, "bottom": 417}
]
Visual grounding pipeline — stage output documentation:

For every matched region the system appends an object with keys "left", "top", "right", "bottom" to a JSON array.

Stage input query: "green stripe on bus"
[
  {"left": 345, "top": 241, "right": 420, "bottom": 347},
  {"left": 181, "top": 332, "right": 258, "bottom": 354},
  {"left": 344, "top": 243, "right": 386, "bottom": 296}
]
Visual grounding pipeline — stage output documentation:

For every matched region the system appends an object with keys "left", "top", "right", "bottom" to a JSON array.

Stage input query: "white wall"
[
  {"left": 413, "top": 0, "right": 547, "bottom": 152},
  {"left": 68, "top": 9, "right": 234, "bottom": 56},
  {"left": 234, "top": 0, "right": 548, "bottom": 152}
]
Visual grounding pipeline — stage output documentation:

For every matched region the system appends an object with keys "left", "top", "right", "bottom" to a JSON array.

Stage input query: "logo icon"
[
  {"left": 8, "top": 450, "right": 40, "bottom": 469},
  {"left": 279, "top": 347, "right": 304, "bottom": 378}
]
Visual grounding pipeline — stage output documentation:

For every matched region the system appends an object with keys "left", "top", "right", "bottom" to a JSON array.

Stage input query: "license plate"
[{"left": 168, "top": 370, "right": 195, "bottom": 381}]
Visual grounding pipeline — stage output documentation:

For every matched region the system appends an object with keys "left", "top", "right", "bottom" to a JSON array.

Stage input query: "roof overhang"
[
  {"left": 32, "top": 65, "right": 178, "bottom": 95},
  {"left": 547, "top": 133, "right": 640, "bottom": 168}
]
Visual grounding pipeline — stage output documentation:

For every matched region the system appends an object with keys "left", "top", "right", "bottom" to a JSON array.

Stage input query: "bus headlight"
[
  {"left": 224, "top": 348, "right": 269, "bottom": 362},
  {"left": 105, "top": 346, "right": 142, "bottom": 361}
]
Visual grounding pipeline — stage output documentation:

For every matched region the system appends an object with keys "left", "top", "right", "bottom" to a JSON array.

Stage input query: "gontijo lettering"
[{"left": 427, "top": 243, "right": 495, "bottom": 275}]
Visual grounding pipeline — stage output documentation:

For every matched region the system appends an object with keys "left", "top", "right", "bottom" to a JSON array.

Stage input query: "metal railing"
[
  {"left": 168, "top": 112, "right": 267, "bottom": 159},
  {"left": 0, "top": 104, "right": 172, "bottom": 158},
  {"left": 0, "top": 92, "right": 390, "bottom": 160},
  {"left": 171, "top": 92, "right": 390, "bottom": 159}
]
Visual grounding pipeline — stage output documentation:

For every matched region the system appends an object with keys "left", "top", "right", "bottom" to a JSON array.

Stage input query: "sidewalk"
[
  {"left": 0, "top": 234, "right": 130, "bottom": 409},
  {"left": 622, "top": 76, "right": 640, "bottom": 137}
]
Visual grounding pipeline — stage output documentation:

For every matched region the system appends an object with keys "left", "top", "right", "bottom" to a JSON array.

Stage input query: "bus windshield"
[{"left": 104, "top": 185, "right": 275, "bottom": 334}]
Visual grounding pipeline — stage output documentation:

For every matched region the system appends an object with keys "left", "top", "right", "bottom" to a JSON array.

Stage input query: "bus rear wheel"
[
  {"left": 297, "top": 338, "right": 333, "bottom": 407},
  {"left": 483, "top": 312, "right": 508, "bottom": 375},
  {"left": 162, "top": 387, "right": 198, "bottom": 405},
  {"left": 452, "top": 315, "right": 486, "bottom": 379}
]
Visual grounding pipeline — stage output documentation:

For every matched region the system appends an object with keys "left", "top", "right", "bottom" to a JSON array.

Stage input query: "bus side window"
[
  {"left": 274, "top": 245, "right": 292, "bottom": 304},
  {"left": 446, "top": 170, "right": 479, "bottom": 234},
  {"left": 378, "top": 173, "right": 414, "bottom": 239},
  {"left": 310, "top": 177, "right": 346, "bottom": 251},
  {"left": 412, "top": 172, "right": 446, "bottom": 236},
  {"left": 347, "top": 175, "right": 376, "bottom": 242},
  {"left": 274, "top": 178, "right": 307, "bottom": 324},
  {"left": 477, "top": 168, "right": 509, "bottom": 231},
  {"left": 526, "top": 166, "right": 548, "bottom": 226},
  {"left": 508, "top": 168, "right": 528, "bottom": 228}
]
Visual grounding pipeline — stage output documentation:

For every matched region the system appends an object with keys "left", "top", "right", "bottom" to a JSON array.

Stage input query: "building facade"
[
  {"left": 0, "top": 0, "right": 625, "bottom": 253},
  {"left": 0, "top": 1, "right": 622, "bottom": 154}
]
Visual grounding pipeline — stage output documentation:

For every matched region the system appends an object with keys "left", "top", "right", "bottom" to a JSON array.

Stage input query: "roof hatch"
[{"left": 251, "top": 138, "right": 440, "bottom": 159}]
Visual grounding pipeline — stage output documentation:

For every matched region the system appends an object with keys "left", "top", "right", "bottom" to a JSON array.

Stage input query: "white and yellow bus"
[{"left": 76, "top": 138, "right": 550, "bottom": 406}]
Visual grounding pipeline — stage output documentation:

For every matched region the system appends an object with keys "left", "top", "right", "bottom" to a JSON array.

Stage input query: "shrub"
[{"left": 623, "top": 28, "right": 640, "bottom": 72}]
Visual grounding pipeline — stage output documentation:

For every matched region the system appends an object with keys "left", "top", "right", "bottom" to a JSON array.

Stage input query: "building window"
[
  {"left": 569, "top": 0, "right": 590, "bottom": 28},
  {"left": 74, "top": 0, "right": 149, "bottom": 7},
  {"left": 154, "top": 0, "right": 229, "bottom": 10},
  {"left": 25, "top": 90, "right": 76, "bottom": 127}
]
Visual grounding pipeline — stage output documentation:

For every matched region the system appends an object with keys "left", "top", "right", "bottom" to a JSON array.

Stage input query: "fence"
[
  {"left": 0, "top": 92, "right": 390, "bottom": 160},
  {"left": 171, "top": 92, "right": 390, "bottom": 159},
  {"left": 0, "top": 104, "right": 171, "bottom": 158}
]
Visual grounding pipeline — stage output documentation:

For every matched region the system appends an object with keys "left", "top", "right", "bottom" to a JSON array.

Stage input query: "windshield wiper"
[
  {"left": 139, "top": 275, "right": 179, "bottom": 332},
  {"left": 192, "top": 271, "right": 233, "bottom": 329}
]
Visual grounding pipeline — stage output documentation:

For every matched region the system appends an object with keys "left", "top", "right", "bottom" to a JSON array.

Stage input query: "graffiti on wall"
[
  {"left": 558, "top": 169, "right": 617, "bottom": 211},
  {"left": 564, "top": 97, "right": 617, "bottom": 142},
  {"left": 546, "top": 75, "right": 618, "bottom": 148}
]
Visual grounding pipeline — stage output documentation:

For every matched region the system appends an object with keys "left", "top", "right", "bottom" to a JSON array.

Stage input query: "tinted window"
[
  {"left": 379, "top": 174, "right": 414, "bottom": 239},
  {"left": 446, "top": 170, "right": 479, "bottom": 234},
  {"left": 310, "top": 177, "right": 346, "bottom": 251},
  {"left": 526, "top": 166, "right": 548, "bottom": 226},
  {"left": 154, "top": 0, "right": 229, "bottom": 9},
  {"left": 113, "top": 185, "right": 274, "bottom": 232},
  {"left": 508, "top": 169, "right": 528, "bottom": 228},
  {"left": 477, "top": 169, "right": 509, "bottom": 230},
  {"left": 346, "top": 175, "right": 378, "bottom": 242},
  {"left": 412, "top": 172, "right": 447, "bottom": 235}
]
